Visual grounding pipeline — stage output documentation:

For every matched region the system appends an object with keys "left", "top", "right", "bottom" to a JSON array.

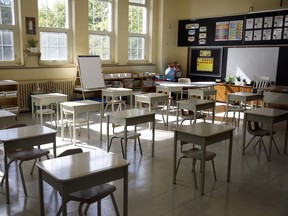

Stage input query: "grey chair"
[
  {"left": 245, "top": 121, "right": 279, "bottom": 158},
  {"left": 179, "top": 109, "right": 206, "bottom": 126},
  {"left": 56, "top": 148, "right": 120, "bottom": 216},
  {"left": 176, "top": 147, "right": 217, "bottom": 189},
  {"left": 108, "top": 123, "right": 143, "bottom": 157},
  {"left": 222, "top": 94, "right": 244, "bottom": 126},
  {"left": 0, "top": 123, "right": 50, "bottom": 196}
]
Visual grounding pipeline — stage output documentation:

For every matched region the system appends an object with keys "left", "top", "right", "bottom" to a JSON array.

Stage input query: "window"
[
  {"left": 38, "top": 0, "right": 71, "bottom": 63},
  {"left": 128, "top": 0, "right": 147, "bottom": 61},
  {"left": 0, "top": 0, "right": 17, "bottom": 62},
  {"left": 88, "top": 0, "right": 112, "bottom": 61}
]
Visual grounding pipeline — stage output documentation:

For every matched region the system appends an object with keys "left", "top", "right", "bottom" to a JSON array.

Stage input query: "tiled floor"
[{"left": 1, "top": 105, "right": 288, "bottom": 216}]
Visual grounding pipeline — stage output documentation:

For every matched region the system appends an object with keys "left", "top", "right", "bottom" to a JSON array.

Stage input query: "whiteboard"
[
  {"left": 226, "top": 47, "right": 279, "bottom": 84},
  {"left": 77, "top": 55, "right": 105, "bottom": 89}
]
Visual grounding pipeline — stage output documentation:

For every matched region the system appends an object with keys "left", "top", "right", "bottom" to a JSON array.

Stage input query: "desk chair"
[
  {"left": 176, "top": 147, "right": 217, "bottom": 189},
  {"left": 34, "top": 102, "right": 57, "bottom": 126},
  {"left": 179, "top": 109, "right": 206, "bottom": 126},
  {"left": 140, "top": 102, "right": 166, "bottom": 125},
  {"left": 104, "top": 97, "right": 127, "bottom": 112},
  {"left": 252, "top": 76, "right": 271, "bottom": 107},
  {"left": 108, "top": 123, "right": 143, "bottom": 157},
  {"left": 56, "top": 148, "right": 120, "bottom": 216},
  {"left": 245, "top": 121, "right": 280, "bottom": 159},
  {"left": 62, "top": 110, "right": 90, "bottom": 142},
  {"left": 222, "top": 94, "right": 244, "bottom": 126},
  {"left": 0, "top": 123, "right": 50, "bottom": 196},
  {"left": 178, "top": 78, "right": 191, "bottom": 98}
]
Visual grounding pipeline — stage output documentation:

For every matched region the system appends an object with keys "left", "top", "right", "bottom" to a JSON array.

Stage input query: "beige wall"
[{"left": 0, "top": 0, "right": 287, "bottom": 81}]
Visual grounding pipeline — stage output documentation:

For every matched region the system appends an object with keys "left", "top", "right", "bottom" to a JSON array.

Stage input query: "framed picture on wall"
[{"left": 25, "top": 17, "right": 36, "bottom": 35}]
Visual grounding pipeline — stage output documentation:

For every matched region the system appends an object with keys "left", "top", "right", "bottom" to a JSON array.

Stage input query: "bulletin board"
[{"left": 77, "top": 55, "right": 105, "bottom": 89}]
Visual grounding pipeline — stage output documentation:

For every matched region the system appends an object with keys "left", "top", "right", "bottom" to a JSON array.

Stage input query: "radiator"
[{"left": 18, "top": 79, "right": 75, "bottom": 112}]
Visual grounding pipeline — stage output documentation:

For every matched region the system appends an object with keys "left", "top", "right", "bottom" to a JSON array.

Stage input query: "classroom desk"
[
  {"left": 156, "top": 85, "right": 183, "bottom": 100},
  {"left": 155, "top": 81, "right": 216, "bottom": 88},
  {"left": 106, "top": 109, "right": 155, "bottom": 159},
  {"left": 37, "top": 150, "right": 130, "bottom": 216},
  {"left": 31, "top": 93, "right": 68, "bottom": 125},
  {"left": 173, "top": 122, "right": 234, "bottom": 195},
  {"left": 242, "top": 108, "right": 288, "bottom": 161},
  {"left": 176, "top": 99, "right": 215, "bottom": 127},
  {"left": 134, "top": 93, "right": 169, "bottom": 126},
  {"left": 60, "top": 100, "right": 102, "bottom": 144},
  {"left": 188, "top": 88, "right": 217, "bottom": 100},
  {"left": 0, "top": 125, "right": 57, "bottom": 204},
  {"left": 0, "top": 109, "right": 16, "bottom": 128},
  {"left": 227, "top": 92, "right": 260, "bottom": 111},
  {"left": 102, "top": 88, "right": 133, "bottom": 112}
]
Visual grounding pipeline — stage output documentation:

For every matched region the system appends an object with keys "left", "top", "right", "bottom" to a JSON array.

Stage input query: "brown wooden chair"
[
  {"left": 56, "top": 148, "right": 120, "bottom": 216},
  {"left": 0, "top": 123, "right": 50, "bottom": 196},
  {"left": 175, "top": 147, "right": 217, "bottom": 189}
]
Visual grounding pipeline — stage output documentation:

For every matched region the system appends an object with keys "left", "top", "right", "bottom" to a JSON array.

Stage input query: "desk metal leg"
[
  {"left": 242, "top": 114, "right": 247, "bottom": 155},
  {"left": 123, "top": 166, "right": 128, "bottom": 216},
  {"left": 124, "top": 123, "right": 128, "bottom": 159},
  {"left": 268, "top": 123, "right": 274, "bottom": 161},
  {"left": 106, "top": 115, "right": 110, "bottom": 151},
  {"left": 227, "top": 131, "right": 233, "bottom": 182},
  {"left": 152, "top": 118, "right": 155, "bottom": 157},
  {"left": 38, "top": 170, "right": 44, "bottom": 215},
  {"left": 200, "top": 145, "right": 206, "bottom": 195},
  {"left": 173, "top": 131, "right": 178, "bottom": 184},
  {"left": 285, "top": 120, "right": 288, "bottom": 154},
  {"left": 4, "top": 154, "right": 10, "bottom": 204}
]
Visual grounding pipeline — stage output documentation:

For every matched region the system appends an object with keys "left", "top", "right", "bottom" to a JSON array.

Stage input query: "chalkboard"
[{"left": 77, "top": 55, "right": 105, "bottom": 89}]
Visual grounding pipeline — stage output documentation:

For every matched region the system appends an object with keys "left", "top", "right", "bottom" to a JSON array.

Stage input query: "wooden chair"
[
  {"left": 108, "top": 123, "right": 143, "bottom": 157},
  {"left": 0, "top": 123, "right": 50, "bottom": 196},
  {"left": 245, "top": 121, "right": 279, "bottom": 159},
  {"left": 56, "top": 148, "right": 120, "bottom": 216},
  {"left": 175, "top": 147, "right": 217, "bottom": 189},
  {"left": 34, "top": 102, "right": 57, "bottom": 126}
]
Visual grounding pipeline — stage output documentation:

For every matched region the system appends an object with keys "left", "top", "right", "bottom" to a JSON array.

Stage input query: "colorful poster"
[
  {"left": 228, "top": 20, "right": 243, "bottom": 41},
  {"left": 200, "top": 50, "right": 211, "bottom": 57},
  {"left": 215, "top": 21, "right": 229, "bottom": 41},
  {"left": 197, "top": 57, "right": 214, "bottom": 72}
]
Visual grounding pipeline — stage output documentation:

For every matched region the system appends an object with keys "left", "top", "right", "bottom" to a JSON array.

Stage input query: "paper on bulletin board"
[{"left": 197, "top": 57, "right": 214, "bottom": 72}]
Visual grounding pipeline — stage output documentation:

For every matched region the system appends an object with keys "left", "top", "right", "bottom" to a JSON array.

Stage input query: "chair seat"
[
  {"left": 182, "top": 148, "right": 216, "bottom": 161},
  {"left": 69, "top": 184, "right": 117, "bottom": 204},
  {"left": 8, "top": 148, "right": 50, "bottom": 161},
  {"left": 113, "top": 131, "right": 141, "bottom": 139}
]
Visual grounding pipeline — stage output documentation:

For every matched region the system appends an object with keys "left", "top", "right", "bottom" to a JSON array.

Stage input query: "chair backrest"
[
  {"left": 252, "top": 76, "right": 271, "bottom": 89},
  {"left": 178, "top": 78, "right": 190, "bottom": 83},
  {"left": 58, "top": 148, "right": 83, "bottom": 157},
  {"left": 247, "top": 121, "right": 262, "bottom": 135},
  {"left": 4, "top": 123, "right": 27, "bottom": 129}
]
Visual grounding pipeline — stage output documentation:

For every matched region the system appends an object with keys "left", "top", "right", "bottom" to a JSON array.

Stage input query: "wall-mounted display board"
[
  {"left": 188, "top": 47, "right": 223, "bottom": 78},
  {"left": 178, "top": 9, "right": 288, "bottom": 46}
]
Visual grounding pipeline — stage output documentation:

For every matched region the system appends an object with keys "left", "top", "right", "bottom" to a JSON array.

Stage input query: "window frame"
[
  {"left": 128, "top": 0, "right": 149, "bottom": 63},
  {"left": 88, "top": 0, "right": 114, "bottom": 63},
  {"left": 38, "top": 0, "right": 73, "bottom": 65},
  {"left": 0, "top": 0, "right": 21, "bottom": 66}
]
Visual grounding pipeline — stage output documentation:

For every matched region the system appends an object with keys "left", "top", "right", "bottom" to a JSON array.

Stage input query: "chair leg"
[
  {"left": 175, "top": 156, "right": 185, "bottom": 176},
  {"left": 110, "top": 193, "right": 120, "bottom": 216},
  {"left": 272, "top": 137, "right": 280, "bottom": 154},
  {"left": 137, "top": 137, "right": 143, "bottom": 156},
  {"left": 108, "top": 137, "right": 116, "bottom": 152},
  {"left": 0, "top": 159, "right": 15, "bottom": 186},
  {"left": 19, "top": 161, "right": 28, "bottom": 196},
  {"left": 78, "top": 202, "right": 85, "bottom": 216},
  {"left": 120, "top": 139, "right": 125, "bottom": 158},
  {"left": 211, "top": 159, "right": 217, "bottom": 181},
  {"left": 245, "top": 135, "right": 257, "bottom": 150}
]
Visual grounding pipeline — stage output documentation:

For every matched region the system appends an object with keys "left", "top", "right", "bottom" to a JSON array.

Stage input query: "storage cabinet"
[
  {"left": 0, "top": 80, "right": 19, "bottom": 115},
  {"left": 215, "top": 83, "right": 252, "bottom": 102}
]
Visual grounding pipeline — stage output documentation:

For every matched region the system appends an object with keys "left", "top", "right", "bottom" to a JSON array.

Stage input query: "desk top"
[
  {"left": 177, "top": 98, "right": 214, "bottom": 105},
  {"left": 245, "top": 107, "right": 288, "bottom": 117},
  {"left": 174, "top": 122, "right": 234, "bottom": 137},
  {"left": 31, "top": 93, "right": 67, "bottom": 99},
  {"left": 135, "top": 93, "right": 169, "bottom": 98},
  {"left": 102, "top": 88, "right": 133, "bottom": 93},
  {"left": 0, "top": 110, "right": 16, "bottom": 118},
  {"left": 36, "top": 149, "right": 130, "bottom": 181},
  {"left": 107, "top": 108, "right": 155, "bottom": 118},
  {"left": 0, "top": 125, "right": 57, "bottom": 142},
  {"left": 156, "top": 81, "right": 216, "bottom": 88},
  {"left": 60, "top": 100, "right": 102, "bottom": 107},
  {"left": 228, "top": 92, "right": 256, "bottom": 96},
  {"left": 263, "top": 85, "right": 288, "bottom": 93}
]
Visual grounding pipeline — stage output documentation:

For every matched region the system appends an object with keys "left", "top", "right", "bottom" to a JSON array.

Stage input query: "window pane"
[
  {"left": 89, "top": 34, "right": 110, "bottom": 60},
  {"left": 0, "top": 3, "right": 14, "bottom": 25},
  {"left": 129, "top": 0, "right": 145, "bottom": 4},
  {"left": 129, "top": 5, "right": 146, "bottom": 34},
  {"left": 40, "top": 32, "right": 68, "bottom": 60},
  {"left": 0, "top": 29, "right": 14, "bottom": 61},
  {"left": 38, "top": 0, "right": 68, "bottom": 28},
  {"left": 128, "top": 36, "right": 144, "bottom": 60},
  {"left": 88, "top": 0, "right": 111, "bottom": 31}
]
